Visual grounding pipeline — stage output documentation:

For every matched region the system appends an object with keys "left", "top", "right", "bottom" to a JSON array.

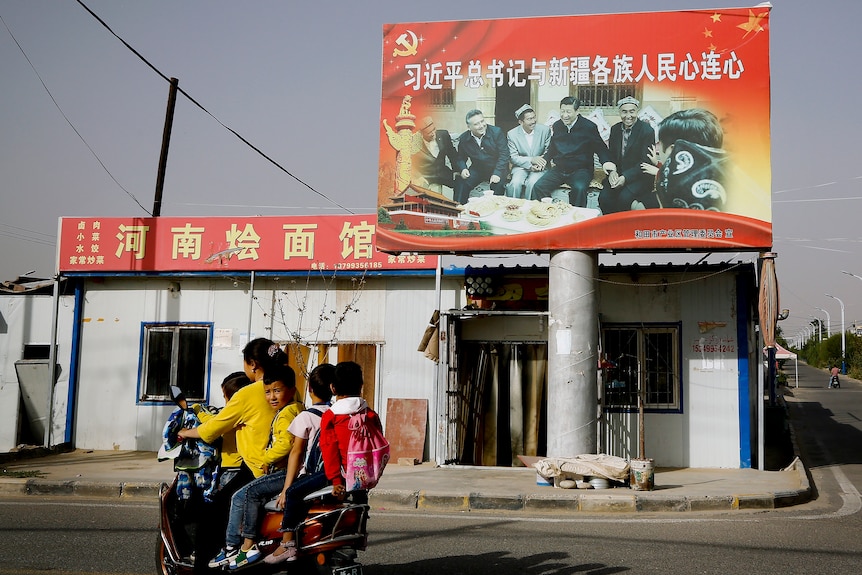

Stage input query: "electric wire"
[
  {"left": 0, "top": 12, "right": 151, "bottom": 215},
  {"left": 75, "top": 0, "right": 353, "bottom": 216},
  {"left": 0, "top": 229, "right": 56, "bottom": 248}
]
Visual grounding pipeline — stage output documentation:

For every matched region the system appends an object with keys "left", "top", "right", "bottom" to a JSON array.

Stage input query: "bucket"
[
  {"left": 536, "top": 472, "right": 553, "bottom": 487},
  {"left": 629, "top": 458, "right": 655, "bottom": 491}
]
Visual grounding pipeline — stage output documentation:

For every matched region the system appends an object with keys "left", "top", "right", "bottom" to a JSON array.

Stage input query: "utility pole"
[{"left": 153, "top": 77, "right": 179, "bottom": 217}]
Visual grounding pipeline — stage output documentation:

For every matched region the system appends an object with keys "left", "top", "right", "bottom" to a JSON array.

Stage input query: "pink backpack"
[{"left": 345, "top": 408, "right": 390, "bottom": 491}]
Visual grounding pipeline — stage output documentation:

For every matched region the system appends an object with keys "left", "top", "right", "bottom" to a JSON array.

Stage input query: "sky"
[{"left": 1, "top": 0, "right": 860, "bottom": 344}]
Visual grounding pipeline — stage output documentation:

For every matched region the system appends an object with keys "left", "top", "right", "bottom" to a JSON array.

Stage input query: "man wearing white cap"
[
  {"left": 506, "top": 104, "right": 551, "bottom": 199},
  {"left": 599, "top": 96, "right": 660, "bottom": 213}
]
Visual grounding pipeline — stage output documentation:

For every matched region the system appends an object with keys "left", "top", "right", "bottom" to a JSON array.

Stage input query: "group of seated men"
[{"left": 411, "top": 96, "right": 659, "bottom": 214}]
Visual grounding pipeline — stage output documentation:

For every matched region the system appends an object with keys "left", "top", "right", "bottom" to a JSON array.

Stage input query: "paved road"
[
  {"left": 782, "top": 360, "right": 862, "bottom": 513},
  {"left": 1, "top": 360, "right": 859, "bottom": 575},
  {"left": 1, "top": 493, "right": 861, "bottom": 575}
]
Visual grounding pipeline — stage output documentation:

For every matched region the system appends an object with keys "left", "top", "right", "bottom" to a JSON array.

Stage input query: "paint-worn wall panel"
[
  {"left": 0, "top": 294, "right": 74, "bottom": 450},
  {"left": 72, "top": 274, "right": 447, "bottom": 453}
]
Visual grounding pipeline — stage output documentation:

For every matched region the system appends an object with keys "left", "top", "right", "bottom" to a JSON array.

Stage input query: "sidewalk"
[
  {"left": 6, "top": 362, "right": 849, "bottom": 514},
  {"left": 0, "top": 448, "right": 810, "bottom": 514}
]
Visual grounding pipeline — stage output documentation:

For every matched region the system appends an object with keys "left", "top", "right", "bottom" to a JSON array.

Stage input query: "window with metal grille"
[
  {"left": 575, "top": 84, "right": 639, "bottom": 109},
  {"left": 601, "top": 324, "right": 680, "bottom": 412},
  {"left": 429, "top": 87, "right": 455, "bottom": 109},
  {"left": 140, "top": 323, "right": 211, "bottom": 402}
]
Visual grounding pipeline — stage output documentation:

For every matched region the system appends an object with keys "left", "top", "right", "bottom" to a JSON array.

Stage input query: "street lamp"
[
  {"left": 810, "top": 317, "right": 822, "bottom": 341},
  {"left": 825, "top": 293, "right": 846, "bottom": 374},
  {"left": 816, "top": 307, "right": 831, "bottom": 337},
  {"left": 842, "top": 270, "right": 862, "bottom": 284}
]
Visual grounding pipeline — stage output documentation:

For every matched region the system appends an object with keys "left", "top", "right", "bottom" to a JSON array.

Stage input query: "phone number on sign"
[{"left": 692, "top": 344, "right": 736, "bottom": 353}]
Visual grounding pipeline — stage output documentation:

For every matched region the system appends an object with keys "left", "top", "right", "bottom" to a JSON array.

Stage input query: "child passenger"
[
  {"left": 194, "top": 371, "right": 251, "bottom": 490},
  {"left": 213, "top": 363, "right": 304, "bottom": 570},
  {"left": 320, "top": 361, "right": 384, "bottom": 500},
  {"left": 264, "top": 363, "right": 335, "bottom": 564}
]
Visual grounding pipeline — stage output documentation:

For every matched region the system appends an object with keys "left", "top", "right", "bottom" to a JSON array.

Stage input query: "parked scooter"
[{"left": 156, "top": 386, "right": 370, "bottom": 575}]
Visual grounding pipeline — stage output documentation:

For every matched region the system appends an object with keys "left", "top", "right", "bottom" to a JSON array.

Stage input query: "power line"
[
  {"left": 75, "top": 0, "right": 354, "bottom": 216},
  {"left": 0, "top": 229, "right": 56, "bottom": 248},
  {"left": 0, "top": 221, "right": 55, "bottom": 240},
  {"left": 0, "top": 13, "right": 151, "bottom": 215}
]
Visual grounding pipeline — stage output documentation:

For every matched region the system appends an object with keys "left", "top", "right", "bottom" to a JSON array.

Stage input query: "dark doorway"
[{"left": 494, "top": 84, "right": 531, "bottom": 134}]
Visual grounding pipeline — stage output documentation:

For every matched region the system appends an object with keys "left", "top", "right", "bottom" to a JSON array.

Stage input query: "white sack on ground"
[{"left": 535, "top": 454, "right": 630, "bottom": 482}]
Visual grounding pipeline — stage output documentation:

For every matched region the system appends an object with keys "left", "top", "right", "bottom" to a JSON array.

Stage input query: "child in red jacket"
[{"left": 319, "top": 361, "right": 384, "bottom": 498}]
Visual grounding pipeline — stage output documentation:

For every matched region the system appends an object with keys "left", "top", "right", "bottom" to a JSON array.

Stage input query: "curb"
[
  {"left": 0, "top": 478, "right": 163, "bottom": 499},
  {"left": 0, "top": 477, "right": 810, "bottom": 513},
  {"left": 367, "top": 485, "right": 811, "bottom": 514}
]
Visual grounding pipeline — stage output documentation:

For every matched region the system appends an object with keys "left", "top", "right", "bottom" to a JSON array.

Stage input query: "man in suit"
[
  {"left": 532, "top": 97, "right": 616, "bottom": 207},
  {"left": 412, "top": 116, "right": 458, "bottom": 196},
  {"left": 506, "top": 104, "right": 551, "bottom": 200},
  {"left": 599, "top": 96, "right": 660, "bottom": 213},
  {"left": 453, "top": 109, "right": 509, "bottom": 204}
]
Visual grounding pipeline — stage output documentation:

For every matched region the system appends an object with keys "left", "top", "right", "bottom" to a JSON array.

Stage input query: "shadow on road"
[{"left": 365, "top": 551, "right": 629, "bottom": 575}]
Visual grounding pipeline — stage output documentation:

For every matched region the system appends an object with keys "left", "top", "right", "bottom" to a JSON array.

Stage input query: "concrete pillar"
[{"left": 546, "top": 250, "right": 598, "bottom": 456}]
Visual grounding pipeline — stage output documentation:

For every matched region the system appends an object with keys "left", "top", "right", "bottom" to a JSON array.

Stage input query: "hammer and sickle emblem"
[{"left": 392, "top": 30, "right": 418, "bottom": 57}]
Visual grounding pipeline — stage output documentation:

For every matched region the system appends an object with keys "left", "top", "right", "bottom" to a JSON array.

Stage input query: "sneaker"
[
  {"left": 228, "top": 545, "right": 261, "bottom": 570},
  {"left": 208, "top": 546, "right": 238, "bottom": 569},
  {"left": 264, "top": 541, "right": 297, "bottom": 564}
]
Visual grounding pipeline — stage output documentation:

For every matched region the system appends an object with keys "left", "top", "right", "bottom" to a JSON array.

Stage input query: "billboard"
[
  {"left": 376, "top": 7, "right": 771, "bottom": 253},
  {"left": 58, "top": 215, "right": 437, "bottom": 273}
]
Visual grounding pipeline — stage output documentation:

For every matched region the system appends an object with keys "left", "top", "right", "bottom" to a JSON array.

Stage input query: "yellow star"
[
  {"left": 737, "top": 9, "right": 767, "bottom": 38},
  {"left": 708, "top": 43, "right": 717, "bottom": 52},
  {"left": 711, "top": 13, "right": 722, "bottom": 23},
  {"left": 703, "top": 28, "right": 713, "bottom": 38}
]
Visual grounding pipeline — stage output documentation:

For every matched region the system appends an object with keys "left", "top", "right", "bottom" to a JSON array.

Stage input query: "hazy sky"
[{"left": 1, "top": 0, "right": 860, "bottom": 341}]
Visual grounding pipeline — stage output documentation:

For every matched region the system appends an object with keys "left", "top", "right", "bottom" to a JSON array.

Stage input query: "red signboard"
[
  {"left": 376, "top": 7, "right": 772, "bottom": 253},
  {"left": 58, "top": 216, "right": 438, "bottom": 273}
]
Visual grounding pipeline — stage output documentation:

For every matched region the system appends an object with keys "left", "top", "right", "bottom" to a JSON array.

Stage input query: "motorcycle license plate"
[{"left": 332, "top": 565, "right": 363, "bottom": 575}]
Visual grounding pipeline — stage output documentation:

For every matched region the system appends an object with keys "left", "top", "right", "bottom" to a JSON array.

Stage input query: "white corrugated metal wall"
[
  {"left": 0, "top": 293, "right": 75, "bottom": 450},
  {"left": 598, "top": 269, "right": 746, "bottom": 468},
  {"left": 72, "top": 273, "right": 448, "bottom": 452}
]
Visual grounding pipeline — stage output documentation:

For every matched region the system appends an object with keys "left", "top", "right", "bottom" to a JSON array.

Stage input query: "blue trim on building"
[
  {"left": 64, "top": 280, "right": 85, "bottom": 444},
  {"left": 60, "top": 269, "right": 444, "bottom": 280},
  {"left": 736, "top": 273, "right": 752, "bottom": 469}
]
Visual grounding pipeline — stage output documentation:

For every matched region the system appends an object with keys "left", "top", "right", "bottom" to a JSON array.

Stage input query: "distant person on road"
[{"left": 829, "top": 365, "right": 840, "bottom": 388}]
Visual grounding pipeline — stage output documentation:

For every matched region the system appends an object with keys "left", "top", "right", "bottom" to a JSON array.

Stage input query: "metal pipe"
[
  {"left": 825, "top": 294, "right": 846, "bottom": 374},
  {"left": 816, "top": 307, "right": 831, "bottom": 337},
  {"left": 45, "top": 275, "right": 61, "bottom": 448}
]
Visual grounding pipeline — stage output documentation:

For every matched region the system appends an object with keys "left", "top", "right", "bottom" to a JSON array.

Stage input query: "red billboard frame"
[{"left": 376, "top": 7, "right": 772, "bottom": 253}]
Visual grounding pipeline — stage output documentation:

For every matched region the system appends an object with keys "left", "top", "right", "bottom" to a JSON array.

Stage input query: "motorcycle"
[
  {"left": 829, "top": 374, "right": 840, "bottom": 389},
  {"left": 156, "top": 386, "right": 370, "bottom": 575}
]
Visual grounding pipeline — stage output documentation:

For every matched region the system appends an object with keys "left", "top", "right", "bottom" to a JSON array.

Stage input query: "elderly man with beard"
[{"left": 599, "top": 96, "right": 660, "bottom": 213}]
